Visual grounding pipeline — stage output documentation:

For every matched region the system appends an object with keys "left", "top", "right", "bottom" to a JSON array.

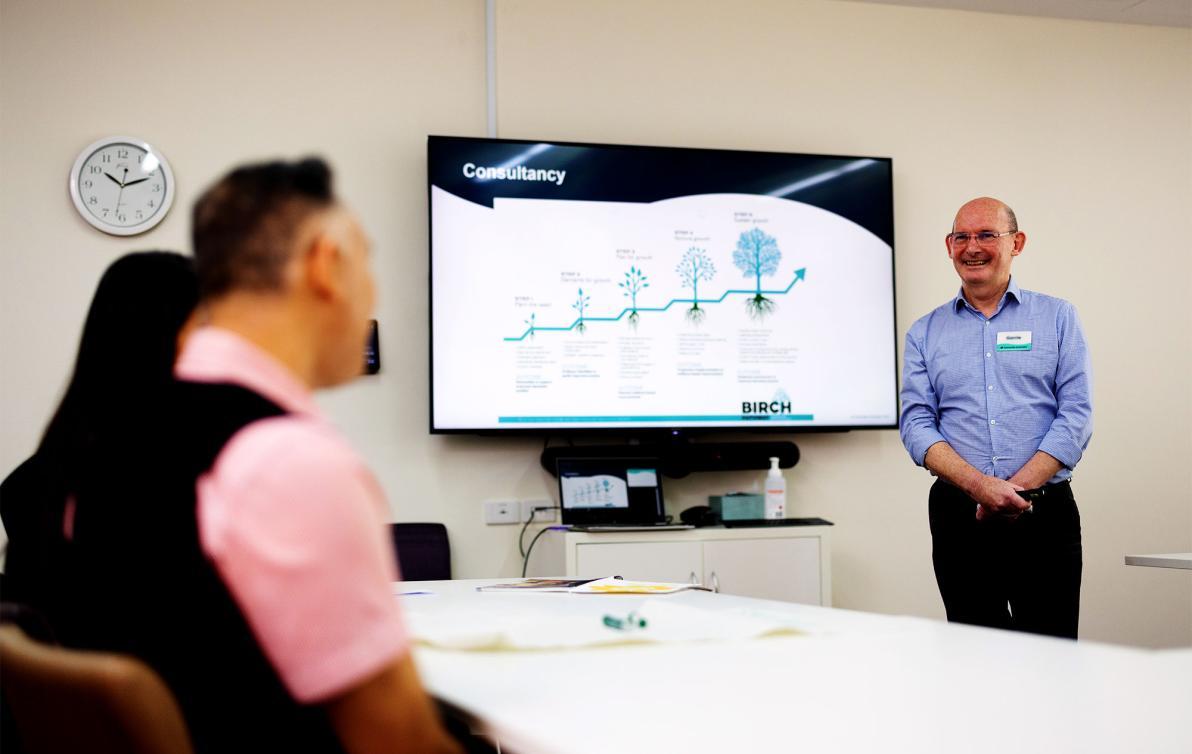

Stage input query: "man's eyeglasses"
[{"left": 947, "top": 230, "right": 1016, "bottom": 248}]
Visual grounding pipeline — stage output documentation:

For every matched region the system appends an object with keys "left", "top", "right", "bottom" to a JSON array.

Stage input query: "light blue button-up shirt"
[{"left": 900, "top": 278, "right": 1092, "bottom": 483}]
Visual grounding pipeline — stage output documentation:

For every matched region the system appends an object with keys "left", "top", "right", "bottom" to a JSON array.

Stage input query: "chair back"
[
  {"left": 0, "top": 623, "right": 194, "bottom": 754},
  {"left": 390, "top": 522, "right": 451, "bottom": 581}
]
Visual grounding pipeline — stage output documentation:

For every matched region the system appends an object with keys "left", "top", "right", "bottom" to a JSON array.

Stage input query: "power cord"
[
  {"left": 521, "top": 527, "right": 558, "bottom": 577},
  {"left": 519, "top": 504, "right": 561, "bottom": 577},
  {"left": 517, "top": 504, "right": 557, "bottom": 557}
]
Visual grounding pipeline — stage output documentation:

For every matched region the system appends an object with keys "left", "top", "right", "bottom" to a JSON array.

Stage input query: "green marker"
[{"left": 602, "top": 612, "right": 647, "bottom": 630}]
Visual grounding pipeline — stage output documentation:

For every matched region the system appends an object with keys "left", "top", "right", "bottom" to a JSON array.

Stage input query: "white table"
[
  {"left": 398, "top": 580, "right": 1192, "bottom": 754},
  {"left": 1125, "top": 553, "right": 1192, "bottom": 570}
]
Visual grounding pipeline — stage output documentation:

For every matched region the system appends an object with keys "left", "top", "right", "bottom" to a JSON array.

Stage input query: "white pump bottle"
[{"left": 764, "top": 456, "right": 786, "bottom": 519}]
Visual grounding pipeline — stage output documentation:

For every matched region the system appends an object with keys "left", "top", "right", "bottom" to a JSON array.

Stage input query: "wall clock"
[{"left": 69, "top": 136, "right": 175, "bottom": 236}]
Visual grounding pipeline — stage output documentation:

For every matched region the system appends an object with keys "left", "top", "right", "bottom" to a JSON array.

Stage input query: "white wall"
[{"left": 1, "top": 0, "right": 1189, "bottom": 647}]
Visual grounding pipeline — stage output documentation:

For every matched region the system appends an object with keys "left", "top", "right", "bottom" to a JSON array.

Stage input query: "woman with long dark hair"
[{"left": 0, "top": 251, "right": 198, "bottom": 627}]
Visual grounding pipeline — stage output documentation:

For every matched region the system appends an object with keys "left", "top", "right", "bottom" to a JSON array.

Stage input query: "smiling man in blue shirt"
[{"left": 900, "top": 197, "right": 1092, "bottom": 639}]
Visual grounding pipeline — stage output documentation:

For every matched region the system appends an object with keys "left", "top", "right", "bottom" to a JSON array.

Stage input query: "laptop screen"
[{"left": 556, "top": 457, "right": 665, "bottom": 526}]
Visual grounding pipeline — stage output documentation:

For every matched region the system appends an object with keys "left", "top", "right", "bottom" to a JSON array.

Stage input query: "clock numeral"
[
  {"left": 136, "top": 210, "right": 144, "bottom": 220},
  {"left": 88, "top": 196, "right": 98, "bottom": 205},
  {"left": 148, "top": 199, "right": 155, "bottom": 208},
  {"left": 116, "top": 148, "right": 129, "bottom": 158},
  {"left": 89, "top": 166, "right": 102, "bottom": 174},
  {"left": 151, "top": 183, "right": 161, "bottom": 192},
  {"left": 116, "top": 213, "right": 126, "bottom": 223},
  {"left": 102, "top": 154, "right": 112, "bottom": 163},
  {"left": 83, "top": 179, "right": 93, "bottom": 189},
  {"left": 101, "top": 209, "right": 109, "bottom": 217}
]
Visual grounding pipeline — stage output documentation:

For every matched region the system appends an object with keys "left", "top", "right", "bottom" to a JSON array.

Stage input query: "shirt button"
[
  {"left": 990, "top": 419, "right": 997, "bottom": 425},
  {"left": 988, "top": 385, "right": 994, "bottom": 391},
  {"left": 986, "top": 352, "right": 992, "bottom": 358}
]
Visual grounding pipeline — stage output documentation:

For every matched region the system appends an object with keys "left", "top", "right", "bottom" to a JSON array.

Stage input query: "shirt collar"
[
  {"left": 952, "top": 276, "right": 1022, "bottom": 316},
  {"left": 174, "top": 327, "right": 322, "bottom": 417},
  {"left": 1005, "top": 277, "right": 1022, "bottom": 303}
]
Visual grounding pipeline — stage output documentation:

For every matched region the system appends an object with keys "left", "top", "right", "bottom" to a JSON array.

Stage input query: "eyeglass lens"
[{"left": 950, "top": 232, "right": 1004, "bottom": 247}]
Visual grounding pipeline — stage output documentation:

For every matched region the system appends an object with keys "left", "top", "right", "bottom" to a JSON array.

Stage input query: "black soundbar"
[
  {"left": 722, "top": 517, "right": 833, "bottom": 528},
  {"left": 540, "top": 440, "right": 798, "bottom": 478}
]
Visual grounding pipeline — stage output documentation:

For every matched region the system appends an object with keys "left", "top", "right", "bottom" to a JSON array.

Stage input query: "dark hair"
[
  {"left": 191, "top": 158, "right": 335, "bottom": 299},
  {"left": 38, "top": 252, "right": 199, "bottom": 468}
]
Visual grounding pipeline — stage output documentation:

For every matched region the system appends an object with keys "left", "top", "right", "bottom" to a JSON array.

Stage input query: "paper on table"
[
  {"left": 474, "top": 578, "right": 602, "bottom": 592},
  {"left": 405, "top": 599, "right": 801, "bottom": 651},
  {"left": 570, "top": 577, "right": 711, "bottom": 594},
  {"left": 476, "top": 576, "right": 708, "bottom": 594}
]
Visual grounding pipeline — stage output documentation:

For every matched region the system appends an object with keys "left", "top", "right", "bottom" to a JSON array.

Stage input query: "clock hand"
[
  {"left": 123, "top": 177, "right": 150, "bottom": 187},
  {"left": 113, "top": 169, "right": 128, "bottom": 215},
  {"left": 105, "top": 172, "right": 123, "bottom": 187}
]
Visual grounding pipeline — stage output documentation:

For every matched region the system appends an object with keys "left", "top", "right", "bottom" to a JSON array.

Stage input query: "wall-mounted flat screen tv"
[{"left": 429, "top": 136, "right": 896, "bottom": 434}]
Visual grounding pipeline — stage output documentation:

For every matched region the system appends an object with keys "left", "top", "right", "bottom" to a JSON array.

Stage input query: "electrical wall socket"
[
  {"left": 520, "top": 499, "right": 556, "bottom": 523},
  {"left": 483, "top": 500, "right": 518, "bottom": 525}
]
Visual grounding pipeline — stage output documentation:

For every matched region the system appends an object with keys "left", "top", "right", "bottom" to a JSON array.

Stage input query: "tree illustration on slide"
[
  {"left": 572, "top": 288, "right": 590, "bottom": 333},
  {"left": 733, "top": 227, "right": 782, "bottom": 318},
  {"left": 676, "top": 247, "right": 716, "bottom": 324},
  {"left": 618, "top": 266, "right": 649, "bottom": 327}
]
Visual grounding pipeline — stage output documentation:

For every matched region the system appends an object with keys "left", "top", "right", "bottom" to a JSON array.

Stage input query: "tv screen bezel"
[{"left": 427, "top": 134, "right": 899, "bottom": 436}]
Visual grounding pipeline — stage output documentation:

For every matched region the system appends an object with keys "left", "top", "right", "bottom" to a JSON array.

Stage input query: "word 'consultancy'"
[{"left": 463, "top": 163, "right": 567, "bottom": 186}]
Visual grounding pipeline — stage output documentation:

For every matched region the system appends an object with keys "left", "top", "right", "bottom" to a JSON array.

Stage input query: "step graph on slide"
[{"left": 505, "top": 228, "right": 805, "bottom": 342}]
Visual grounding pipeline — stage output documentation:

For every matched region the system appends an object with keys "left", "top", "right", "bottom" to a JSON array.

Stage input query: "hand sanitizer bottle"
[{"left": 764, "top": 457, "right": 785, "bottom": 519}]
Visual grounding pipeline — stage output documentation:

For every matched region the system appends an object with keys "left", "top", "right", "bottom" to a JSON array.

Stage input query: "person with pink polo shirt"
[{"left": 56, "top": 159, "right": 461, "bottom": 754}]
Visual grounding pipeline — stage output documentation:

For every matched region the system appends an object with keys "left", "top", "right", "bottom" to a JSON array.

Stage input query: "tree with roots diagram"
[
  {"left": 676, "top": 247, "right": 716, "bottom": 324},
  {"left": 733, "top": 227, "right": 782, "bottom": 318},
  {"left": 618, "top": 266, "right": 649, "bottom": 327},
  {"left": 572, "top": 288, "right": 591, "bottom": 333}
]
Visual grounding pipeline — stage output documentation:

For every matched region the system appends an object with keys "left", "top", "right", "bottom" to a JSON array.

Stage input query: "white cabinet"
[
  {"left": 702, "top": 537, "right": 822, "bottom": 605},
  {"left": 573, "top": 540, "right": 703, "bottom": 584},
  {"left": 533, "top": 526, "right": 831, "bottom": 606}
]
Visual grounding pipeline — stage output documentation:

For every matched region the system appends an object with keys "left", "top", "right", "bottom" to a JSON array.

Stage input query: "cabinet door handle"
[{"left": 710, "top": 571, "right": 720, "bottom": 594}]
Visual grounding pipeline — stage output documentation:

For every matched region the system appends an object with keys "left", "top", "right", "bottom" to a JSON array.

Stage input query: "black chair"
[{"left": 389, "top": 523, "right": 451, "bottom": 581}]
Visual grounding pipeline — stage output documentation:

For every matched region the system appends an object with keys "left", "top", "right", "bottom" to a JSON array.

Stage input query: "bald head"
[
  {"left": 946, "top": 196, "right": 1026, "bottom": 310},
  {"left": 953, "top": 197, "right": 1018, "bottom": 234}
]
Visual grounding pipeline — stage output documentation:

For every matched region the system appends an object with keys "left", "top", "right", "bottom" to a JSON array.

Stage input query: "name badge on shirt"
[{"left": 996, "top": 330, "right": 1032, "bottom": 351}]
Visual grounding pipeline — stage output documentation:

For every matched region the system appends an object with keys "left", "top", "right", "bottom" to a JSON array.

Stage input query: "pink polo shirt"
[{"left": 176, "top": 327, "right": 407, "bottom": 703}]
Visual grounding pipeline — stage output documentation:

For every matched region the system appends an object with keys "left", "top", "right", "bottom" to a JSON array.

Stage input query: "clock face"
[{"left": 69, "top": 137, "right": 175, "bottom": 236}]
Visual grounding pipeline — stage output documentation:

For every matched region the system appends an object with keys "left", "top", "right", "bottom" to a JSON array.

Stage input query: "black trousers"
[{"left": 929, "top": 479, "right": 1082, "bottom": 639}]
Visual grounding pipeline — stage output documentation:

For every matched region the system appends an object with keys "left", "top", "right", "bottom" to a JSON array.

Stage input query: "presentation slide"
[
  {"left": 560, "top": 473, "right": 630, "bottom": 509},
  {"left": 432, "top": 182, "right": 896, "bottom": 430}
]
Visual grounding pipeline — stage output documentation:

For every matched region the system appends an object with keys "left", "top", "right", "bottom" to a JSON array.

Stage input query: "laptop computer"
[{"left": 555, "top": 457, "right": 692, "bottom": 531}]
